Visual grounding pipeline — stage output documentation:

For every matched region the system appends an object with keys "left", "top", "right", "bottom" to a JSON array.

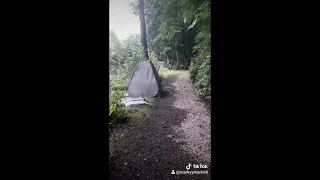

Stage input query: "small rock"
[
  {"left": 162, "top": 122, "right": 167, "bottom": 128},
  {"left": 124, "top": 162, "right": 127, "bottom": 165},
  {"left": 166, "top": 135, "right": 173, "bottom": 138}
]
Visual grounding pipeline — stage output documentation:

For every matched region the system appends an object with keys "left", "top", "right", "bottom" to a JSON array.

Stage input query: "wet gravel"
[{"left": 109, "top": 74, "right": 211, "bottom": 180}]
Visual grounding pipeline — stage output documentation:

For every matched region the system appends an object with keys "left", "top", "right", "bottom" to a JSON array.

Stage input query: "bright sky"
[{"left": 110, "top": 0, "right": 141, "bottom": 40}]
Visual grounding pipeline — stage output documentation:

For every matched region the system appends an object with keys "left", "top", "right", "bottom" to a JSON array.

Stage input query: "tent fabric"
[{"left": 127, "top": 60, "right": 162, "bottom": 98}]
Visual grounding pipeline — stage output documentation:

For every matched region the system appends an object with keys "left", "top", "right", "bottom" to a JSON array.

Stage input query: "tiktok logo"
[{"left": 186, "top": 163, "right": 192, "bottom": 170}]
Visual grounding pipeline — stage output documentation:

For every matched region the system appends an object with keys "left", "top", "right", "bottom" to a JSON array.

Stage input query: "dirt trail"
[{"left": 109, "top": 74, "right": 211, "bottom": 180}]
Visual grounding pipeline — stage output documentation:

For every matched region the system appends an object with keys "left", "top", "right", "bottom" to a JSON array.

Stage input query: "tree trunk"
[
  {"left": 139, "top": 0, "right": 149, "bottom": 60},
  {"left": 175, "top": 41, "right": 179, "bottom": 69},
  {"left": 184, "top": 24, "right": 188, "bottom": 68},
  {"left": 184, "top": 50, "right": 190, "bottom": 70}
]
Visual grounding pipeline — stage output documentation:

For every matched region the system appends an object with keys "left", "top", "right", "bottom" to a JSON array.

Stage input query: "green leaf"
[
  {"left": 109, "top": 104, "right": 116, "bottom": 116},
  {"left": 188, "top": 18, "right": 197, "bottom": 30}
]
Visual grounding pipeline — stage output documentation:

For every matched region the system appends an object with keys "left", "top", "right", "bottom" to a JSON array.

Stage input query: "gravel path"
[{"left": 109, "top": 74, "right": 211, "bottom": 180}]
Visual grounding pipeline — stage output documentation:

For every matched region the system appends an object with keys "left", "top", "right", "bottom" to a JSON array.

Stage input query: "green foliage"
[
  {"left": 189, "top": 59, "right": 199, "bottom": 81},
  {"left": 145, "top": 97, "right": 153, "bottom": 105},
  {"left": 109, "top": 31, "right": 143, "bottom": 76},
  {"left": 194, "top": 57, "right": 211, "bottom": 98},
  {"left": 109, "top": 104, "right": 116, "bottom": 116},
  {"left": 186, "top": 0, "right": 211, "bottom": 98},
  {"left": 189, "top": 55, "right": 210, "bottom": 98},
  {"left": 125, "top": 105, "right": 149, "bottom": 124},
  {"left": 130, "top": 0, "right": 211, "bottom": 99},
  {"left": 109, "top": 74, "right": 127, "bottom": 106},
  {"left": 109, "top": 0, "right": 211, "bottom": 126},
  {"left": 109, "top": 106, "right": 129, "bottom": 125},
  {"left": 109, "top": 31, "right": 154, "bottom": 127}
]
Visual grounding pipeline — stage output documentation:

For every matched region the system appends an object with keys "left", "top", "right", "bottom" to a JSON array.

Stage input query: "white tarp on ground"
[{"left": 121, "top": 97, "right": 148, "bottom": 107}]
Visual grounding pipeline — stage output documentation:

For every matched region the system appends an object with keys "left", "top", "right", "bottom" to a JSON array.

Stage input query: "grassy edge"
[{"left": 159, "top": 68, "right": 189, "bottom": 79}]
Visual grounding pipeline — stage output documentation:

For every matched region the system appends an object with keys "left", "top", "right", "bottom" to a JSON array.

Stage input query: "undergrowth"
[
  {"left": 189, "top": 55, "right": 211, "bottom": 99},
  {"left": 109, "top": 74, "right": 151, "bottom": 129}
]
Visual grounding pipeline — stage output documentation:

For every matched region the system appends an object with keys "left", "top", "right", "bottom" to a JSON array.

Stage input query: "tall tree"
[
  {"left": 138, "top": 0, "right": 149, "bottom": 60},
  {"left": 131, "top": 0, "right": 211, "bottom": 97}
]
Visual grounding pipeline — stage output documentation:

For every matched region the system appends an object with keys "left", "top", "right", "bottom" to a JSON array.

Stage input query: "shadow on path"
[{"left": 109, "top": 75, "right": 210, "bottom": 180}]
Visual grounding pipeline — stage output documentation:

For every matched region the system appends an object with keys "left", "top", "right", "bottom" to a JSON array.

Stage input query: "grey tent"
[{"left": 127, "top": 60, "right": 162, "bottom": 98}]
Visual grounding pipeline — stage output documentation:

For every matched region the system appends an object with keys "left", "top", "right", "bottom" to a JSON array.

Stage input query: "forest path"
[{"left": 109, "top": 73, "right": 211, "bottom": 180}]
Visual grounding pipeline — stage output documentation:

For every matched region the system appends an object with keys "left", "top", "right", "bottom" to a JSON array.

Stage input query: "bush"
[
  {"left": 109, "top": 103, "right": 150, "bottom": 128},
  {"left": 145, "top": 97, "right": 153, "bottom": 105},
  {"left": 189, "top": 58, "right": 200, "bottom": 83},
  {"left": 109, "top": 105, "right": 129, "bottom": 126},
  {"left": 189, "top": 55, "right": 211, "bottom": 98},
  {"left": 110, "top": 74, "right": 128, "bottom": 105}
]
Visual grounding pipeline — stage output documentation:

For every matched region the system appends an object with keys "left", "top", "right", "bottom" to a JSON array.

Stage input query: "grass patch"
[
  {"left": 126, "top": 105, "right": 150, "bottom": 125},
  {"left": 109, "top": 104, "right": 150, "bottom": 128},
  {"left": 159, "top": 68, "right": 189, "bottom": 79},
  {"left": 145, "top": 97, "right": 153, "bottom": 105},
  {"left": 109, "top": 105, "right": 150, "bottom": 157}
]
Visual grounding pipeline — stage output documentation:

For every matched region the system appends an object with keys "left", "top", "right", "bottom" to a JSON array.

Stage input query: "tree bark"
[
  {"left": 184, "top": 24, "right": 188, "bottom": 69},
  {"left": 175, "top": 41, "right": 179, "bottom": 69},
  {"left": 139, "top": 0, "right": 149, "bottom": 60}
]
